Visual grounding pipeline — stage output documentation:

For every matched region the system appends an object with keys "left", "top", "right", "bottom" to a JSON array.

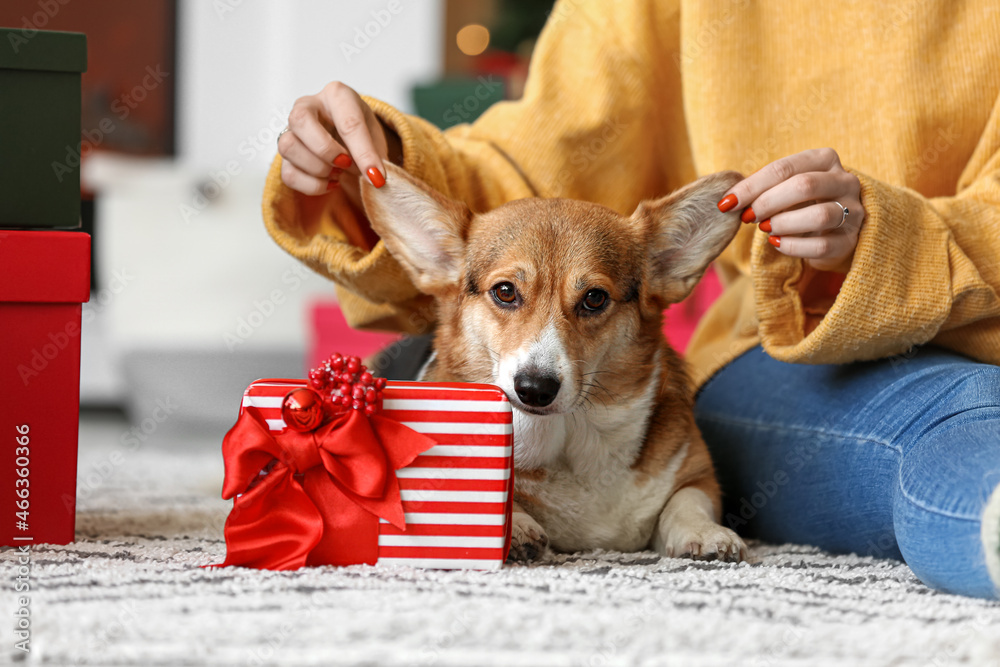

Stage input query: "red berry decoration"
[
  {"left": 308, "top": 368, "right": 328, "bottom": 390},
  {"left": 281, "top": 388, "right": 325, "bottom": 432},
  {"left": 309, "top": 352, "right": 386, "bottom": 415}
]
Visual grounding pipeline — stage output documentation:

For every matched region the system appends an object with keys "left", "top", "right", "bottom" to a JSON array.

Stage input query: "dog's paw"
[
  {"left": 661, "top": 523, "right": 747, "bottom": 563},
  {"left": 506, "top": 511, "right": 549, "bottom": 563}
]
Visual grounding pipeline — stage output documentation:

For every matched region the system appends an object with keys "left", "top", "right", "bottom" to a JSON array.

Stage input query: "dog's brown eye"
[
  {"left": 491, "top": 282, "right": 519, "bottom": 307},
  {"left": 582, "top": 289, "right": 608, "bottom": 312}
]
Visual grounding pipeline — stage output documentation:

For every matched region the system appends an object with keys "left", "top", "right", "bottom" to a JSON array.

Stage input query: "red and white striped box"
[{"left": 239, "top": 379, "right": 514, "bottom": 569}]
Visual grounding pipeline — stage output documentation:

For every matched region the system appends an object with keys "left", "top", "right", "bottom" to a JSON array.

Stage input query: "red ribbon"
[{"left": 216, "top": 407, "right": 436, "bottom": 570}]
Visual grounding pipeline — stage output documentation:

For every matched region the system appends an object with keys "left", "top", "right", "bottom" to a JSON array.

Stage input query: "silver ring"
[
  {"left": 833, "top": 201, "right": 849, "bottom": 229},
  {"left": 277, "top": 126, "right": 290, "bottom": 145}
]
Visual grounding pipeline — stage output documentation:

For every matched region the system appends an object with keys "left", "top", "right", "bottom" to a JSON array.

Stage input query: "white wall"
[
  {"left": 81, "top": 0, "right": 443, "bottom": 408},
  {"left": 177, "top": 0, "right": 443, "bottom": 173}
]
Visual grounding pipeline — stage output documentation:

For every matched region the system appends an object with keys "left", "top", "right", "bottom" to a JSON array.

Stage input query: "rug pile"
[{"left": 3, "top": 414, "right": 999, "bottom": 666}]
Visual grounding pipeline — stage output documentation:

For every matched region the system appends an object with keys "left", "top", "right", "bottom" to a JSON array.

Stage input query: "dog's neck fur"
[
  {"left": 512, "top": 350, "right": 662, "bottom": 480},
  {"left": 424, "top": 342, "right": 664, "bottom": 482}
]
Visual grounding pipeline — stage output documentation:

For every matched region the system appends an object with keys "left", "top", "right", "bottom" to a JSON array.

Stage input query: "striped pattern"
[{"left": 241, "top": 379, "right": 514, "bottom": 569}]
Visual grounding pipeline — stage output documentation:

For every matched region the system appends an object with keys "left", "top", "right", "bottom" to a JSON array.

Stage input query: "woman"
[{"left": 264, "top": 0, "right": 1000, "bottom": 598}]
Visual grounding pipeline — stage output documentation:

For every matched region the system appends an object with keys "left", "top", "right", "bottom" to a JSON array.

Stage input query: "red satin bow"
[{"left": 217, "top": 407, "right": 436, "bottom": 570}]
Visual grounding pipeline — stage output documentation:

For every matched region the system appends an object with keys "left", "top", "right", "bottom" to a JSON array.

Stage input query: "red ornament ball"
[{"left": 280, "top": 388, "right": 325, "bottom": 432}]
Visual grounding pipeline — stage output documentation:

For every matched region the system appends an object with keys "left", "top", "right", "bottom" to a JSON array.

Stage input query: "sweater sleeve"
[
  {"left": 262, "top": 0, "right": 688, "bottom": 333},
  {"left": 752, "top": 98, "right": 1000, "bottom": 365}
]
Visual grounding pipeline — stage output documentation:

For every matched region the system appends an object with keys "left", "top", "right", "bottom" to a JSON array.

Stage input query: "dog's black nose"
[{"left": 513, "top": 372, "right": 561, "bottom": 408}]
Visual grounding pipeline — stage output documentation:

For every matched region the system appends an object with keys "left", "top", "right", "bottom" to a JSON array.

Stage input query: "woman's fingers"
[
  {"left": 767, "top": 232, "right": 858, "bottom": 272},
  {"left": 760, "top": 197, "right": 862, "bottom": 272},
  {"left": 280, "top": 158, "right": 336, "bottom": 196},
  {"left": 322, "top": 83, "right": 388, "bottom": 187},
  {"left": 287, "top": 97, "right": 346, "bottom": 167},
  {"left": 718, "top": 148, "right": 841, "bottom": 213},
  {"left": 716, "top": 147, "right": 866, "bottom": 272},
  {"left": 280, "top": 82, "right": 390, "bottom": 194},
  {"left": 278, "top": 130, "right": 342, "bottom": 180},
  {"left": 765, "top": 199, "right": 860, "bottom": 236},
  {"left": 743, "top": 171, "right": 856, "bottom": 223}
]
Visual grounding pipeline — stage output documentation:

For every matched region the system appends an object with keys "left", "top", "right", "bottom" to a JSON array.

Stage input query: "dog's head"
[{"left": 362, "top": 165, "right": 741, "bottom": 416}]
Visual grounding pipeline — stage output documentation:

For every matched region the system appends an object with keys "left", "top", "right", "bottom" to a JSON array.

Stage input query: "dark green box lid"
[
  {"left": 1, "top": 27, "right": 87, "bottom": 228},
  {"left": 0, "top": 27, "right": 87, "bottom": 73}
]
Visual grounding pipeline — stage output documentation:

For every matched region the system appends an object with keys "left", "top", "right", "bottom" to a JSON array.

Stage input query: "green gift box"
[{"left": 0, "top": 27, "right": 87, "bottom": 229}]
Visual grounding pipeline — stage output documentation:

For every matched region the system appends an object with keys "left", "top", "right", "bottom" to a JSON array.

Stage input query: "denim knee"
[{"left": 892, "top": 366, "right": 1000, "bottom": 599}]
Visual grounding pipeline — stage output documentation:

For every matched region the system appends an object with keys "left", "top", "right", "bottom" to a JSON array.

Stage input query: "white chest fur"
[{"left": 512, "top": 366, "right": 686, "bottom": 552}]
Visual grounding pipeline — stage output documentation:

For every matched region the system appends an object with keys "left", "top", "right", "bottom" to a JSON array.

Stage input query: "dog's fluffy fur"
[{"left": 362, "top": 165, "right": 747, "bottom": 562}]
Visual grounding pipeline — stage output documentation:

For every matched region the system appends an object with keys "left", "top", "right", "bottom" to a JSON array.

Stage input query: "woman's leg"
[{"left": 694, "top": 346, "right": 1000, "bottom": 599}]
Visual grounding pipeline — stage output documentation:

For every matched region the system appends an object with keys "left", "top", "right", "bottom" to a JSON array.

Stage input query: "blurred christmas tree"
[
  {"left": 488, "top": 0, "right": 554, "bottom": 53},
  {"left": 413, "top": 0, "right": 555, "bottom": 129}
]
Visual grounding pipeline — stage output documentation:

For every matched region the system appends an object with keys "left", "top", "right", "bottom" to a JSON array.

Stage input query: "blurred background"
[{"left": 0, "top": 0, "right": 558, "bottom": 433}]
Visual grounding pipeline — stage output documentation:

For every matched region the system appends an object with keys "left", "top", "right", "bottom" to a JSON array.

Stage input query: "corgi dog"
[{"left": 361, "top": 164, "right": 747, "bottom": 563}]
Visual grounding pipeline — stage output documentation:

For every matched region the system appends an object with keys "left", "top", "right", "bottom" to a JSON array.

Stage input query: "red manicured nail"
[
  {"left": 326, "top": 180, "right": 339, "bottom": 191},
  {"left": 717, "top": 194, "right": 738, "bottom": 212},
  {"left": 367, "top": 166, "right": 385, "bottom": 188},
  {"left": 333, "top": 154, "right": 353, "bottom": 169},
  {"left": 741, "top": 206, "right": 756, "bottom": 223},
  {"left": 758, "top": 219, "right": 772, "bottom": 233},
  {"left": 768, "top": 235, "right": 781, "bottom": 248}
]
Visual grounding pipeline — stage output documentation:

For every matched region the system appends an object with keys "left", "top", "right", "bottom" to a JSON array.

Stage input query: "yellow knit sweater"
[{"left": 262, "top": 0, "right": 1000, "bottom": 388}]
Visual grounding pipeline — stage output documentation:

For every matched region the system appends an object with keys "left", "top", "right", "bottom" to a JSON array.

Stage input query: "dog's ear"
[
  {"left": 632, "top": 171, "right": 743, "bottom": 304},
  {"left": 361, "top": 163, "right": 472, "bottom": 295}
]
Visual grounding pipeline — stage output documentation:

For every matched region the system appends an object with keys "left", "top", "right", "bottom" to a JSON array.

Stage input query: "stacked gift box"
[{"left": 1, "top": 28, "right": 90, "bottom": 546}]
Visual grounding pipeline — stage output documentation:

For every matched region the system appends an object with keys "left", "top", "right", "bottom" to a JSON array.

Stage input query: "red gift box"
[
  {"left": 1, "top": 230, "right": 91, "bottom": 546},
  {"left": 221, "top": 378, "right": 514, "bottom": 569}
]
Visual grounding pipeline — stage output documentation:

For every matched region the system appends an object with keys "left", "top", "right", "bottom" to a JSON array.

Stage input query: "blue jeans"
[{"left": 695, "top": 346, "right": 1000, "bottom": 599}]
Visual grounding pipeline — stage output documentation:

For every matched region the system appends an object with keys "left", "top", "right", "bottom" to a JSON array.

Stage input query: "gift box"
[
  {"left": 1, "top": 229, "right": 91, "bottom": 545},
  {"left": 219, "top": 376, "right": 514, "bottom": 570},
  {"left": 0, "top": 28, "right": 87, "bottom": 228}
]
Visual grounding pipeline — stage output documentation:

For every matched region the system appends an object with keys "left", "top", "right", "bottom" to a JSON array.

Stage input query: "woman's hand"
[
  {"left": 278, "top": 81, "right": 395, "bottom": 196},
  {"left": 717, "top": 148, "right": 866, "bottom": 272}
]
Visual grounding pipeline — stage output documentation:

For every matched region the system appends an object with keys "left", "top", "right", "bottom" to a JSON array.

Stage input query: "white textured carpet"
[{"left": 3, "top": 414, "right": 1000, "bottom": 666}]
